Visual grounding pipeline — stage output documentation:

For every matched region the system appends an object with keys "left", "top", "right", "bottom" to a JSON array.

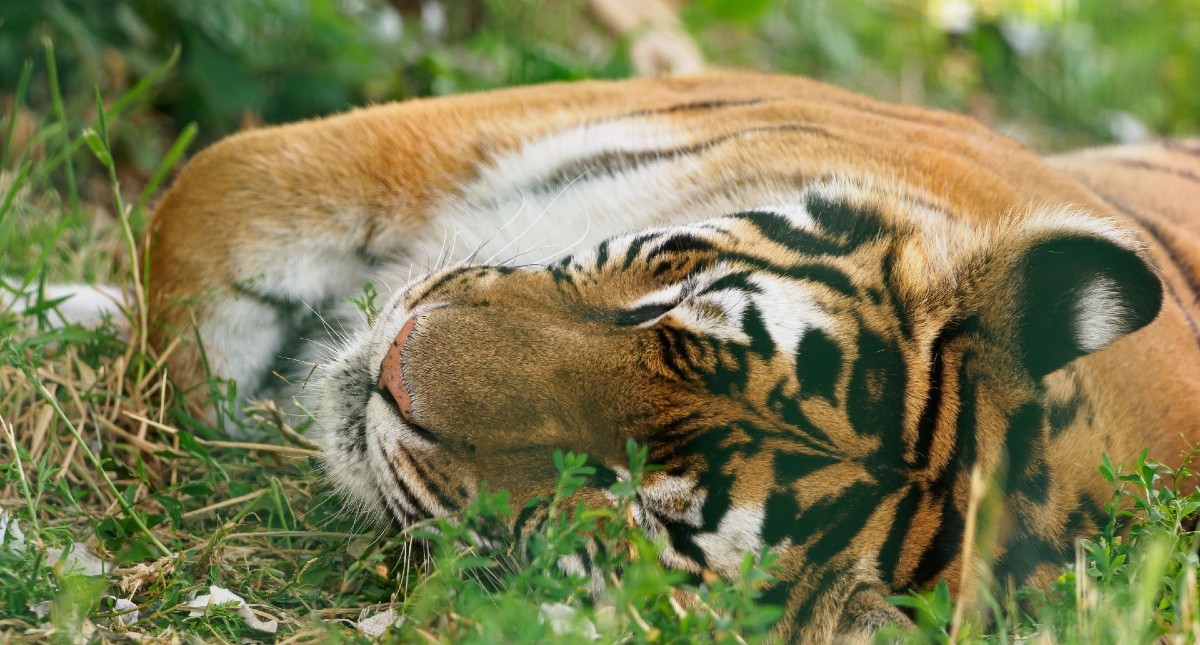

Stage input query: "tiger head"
[{"left": 314, "top": 178, "right": 1160, "bottom": 632}]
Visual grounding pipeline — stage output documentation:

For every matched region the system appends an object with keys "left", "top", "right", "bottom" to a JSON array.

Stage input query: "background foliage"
[{"left": 2, "top": 0, "right": 1197, "bottom": 157}]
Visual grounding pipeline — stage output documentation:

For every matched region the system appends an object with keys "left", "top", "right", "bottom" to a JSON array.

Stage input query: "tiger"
[{"left": 143, "top": 71, "right": 1200, "bottom": 641}]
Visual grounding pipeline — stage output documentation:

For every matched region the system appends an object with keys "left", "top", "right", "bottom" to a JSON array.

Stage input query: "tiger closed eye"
[{"left": 614, "top": 301, "right": 680, "bottom": 326}]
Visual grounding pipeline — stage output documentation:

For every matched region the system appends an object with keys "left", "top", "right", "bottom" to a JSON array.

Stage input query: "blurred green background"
[{"left": 1, "top": 0, "right": 1197, "bottom": 180}]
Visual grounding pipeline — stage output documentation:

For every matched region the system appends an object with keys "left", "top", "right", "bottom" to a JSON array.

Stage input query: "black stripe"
[
  {"left": 742, "top": 302, "right": 775, "bottom": 358},
  {"left": 910, "top": 330, "right": 951, "bottom": 470},
  {"left": 794, "top": 327, "right": 842, "bottom": 403},
  {"left": 654, "top": 410, "right": 707, "bottom": 441},
  {"left": 647, "top": 233, "right": 717, "bottom": 261},
  {"left": 514, "top": 501, "right": 545, "bottom": 539},
  {"left": 229, "top": 280, "right": 345, "bottom": 393},
  {"left": 876, "top": 485, "right": 922, "bottom": 586},
  {"left": 615, "top": 302, "right": 677, "bottom": 326},
  {"left": 547, "top": 264, "right": 576, "bottom": 288},
  {"left": 376, "top": 481, "right": 410, "bottom": 529},
  {"left": 716, "top": 251, "right": 857, "bottom": 297},
  {"left": 846, "top": 326, "right": 906, "bottom": 440},
  {"left": 1001, "top": 403, "right": 1051, "bottom": 504},
  {"left": 537, "top": 123, "right": 840, "bottom": 193},
  {"left": 594, "top": 239, "right": 610, "bottom": 269},
  {"left": 697, "top": 271, "right": 762, "bottom": 296},
  {"left": 1108, "top": 157, "right": 1200, "bottom": 187},
  {"left": 792, "top": 567, "right": 842, "bottom": 632},
  {"left": 655, "top": 328, "right": 692, "bottom": 380},
  {"left": 804, "top": 193, "right": 888, "bottom": 250},
  {"left": 382, "top": 442, "right": 437, "bottom": 519},
  {"left": 404, "top": 450, "right": 461, "bottom": 511},
  {"left": 343, "top": 392, "right": 370, "bottom": 457},
  {"left": 699, "top": 339, "right": 750, "bottom": 396},
  {"left": 880, "top": 251, "right": 915, "bottom": 339},
  {"left": 407, "top": 266, "right": 476, "bottom": 305},
  {"left": 911, "top": 351, "right": 978, "bottom": 583},
  {"left": 732, "top": 210, "right": 855, "bottom": 256},
  {"left": 622, "top": 232, "right": 661, "bottom": 270},
  {"left": 586, "top": 97, "right": 766, "bottom": 124},
  {"left": 766, "top": 380, "right": 836, "bottom": 451},
  {"left": 802, "top": 484, "right": 882, "bottom": 566}
]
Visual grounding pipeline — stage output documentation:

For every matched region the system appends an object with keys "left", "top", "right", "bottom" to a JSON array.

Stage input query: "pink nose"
[{"left": 378, "top": 316, "right": 417, "bottom": 422}]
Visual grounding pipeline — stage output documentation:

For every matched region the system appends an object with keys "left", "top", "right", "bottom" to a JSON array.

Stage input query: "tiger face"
[{"left": 315, "top": 178, "right": 1161, "bottom": 634}]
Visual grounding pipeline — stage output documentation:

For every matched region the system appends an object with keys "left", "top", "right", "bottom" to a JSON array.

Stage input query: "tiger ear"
[{"left": 991, "top": 222, "right": 1163, "bottom": 378}]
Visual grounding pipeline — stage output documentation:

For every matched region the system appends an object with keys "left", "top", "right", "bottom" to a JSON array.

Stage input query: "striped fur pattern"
[{"left": 145, "top": 72, "right": 1200, "bottom": 640}]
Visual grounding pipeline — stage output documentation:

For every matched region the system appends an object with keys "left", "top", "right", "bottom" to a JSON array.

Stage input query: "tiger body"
[{"left": 146, "top": 71, "right": 1200, "bottom": 640}]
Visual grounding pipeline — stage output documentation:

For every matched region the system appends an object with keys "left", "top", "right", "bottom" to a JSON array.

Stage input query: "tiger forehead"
[
  {"left": 565, "top": 207, "right": 900, "bottom": 280},
  {"left": 395, "top": 209, "right": 911, "bottom": 330}
]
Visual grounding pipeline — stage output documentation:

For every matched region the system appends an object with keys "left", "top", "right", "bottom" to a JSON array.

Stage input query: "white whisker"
[
  {"left": 532, "top": 200, "right": 594, "bottom": 265},
  {"left": 482, "top": 169, "right": 591, "bottom": 265}
]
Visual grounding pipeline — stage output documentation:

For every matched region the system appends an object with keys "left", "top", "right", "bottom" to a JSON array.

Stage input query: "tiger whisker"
[
  {"left": 531, "top": 201, "right": 594, "bottom": 265},
  {"left": 482, "top": 169, "right": 591, "bottom": 265}
]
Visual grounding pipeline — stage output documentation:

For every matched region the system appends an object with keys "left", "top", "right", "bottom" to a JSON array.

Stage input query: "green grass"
[{"left": 3, "top": 2, "right": 1200, "bottom": 642}]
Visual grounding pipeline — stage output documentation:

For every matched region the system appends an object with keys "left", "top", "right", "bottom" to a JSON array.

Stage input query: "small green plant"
[
  {"left": 385, "top": 440, "right": 782, "bottom": 642},
  {"left": 882, "top": 449, "right": 1200, "bottom": 644},
  {"left": 350, "top": 282, "right": 382, "bottom": 328}
]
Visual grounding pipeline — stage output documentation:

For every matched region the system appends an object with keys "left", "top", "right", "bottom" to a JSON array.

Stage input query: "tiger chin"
[{"left": 144, "top": 71, "right": 1200, "bottom": 641}]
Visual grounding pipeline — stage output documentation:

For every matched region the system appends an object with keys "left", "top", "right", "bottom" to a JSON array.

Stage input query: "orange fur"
[{"left": 144, "top": 72, "right": 1200, "bottom": 640}]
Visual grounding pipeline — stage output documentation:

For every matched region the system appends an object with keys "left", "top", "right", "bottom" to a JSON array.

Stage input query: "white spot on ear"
[{"left": 1074, "top": 277, "right": 1129, "bottom": 353}]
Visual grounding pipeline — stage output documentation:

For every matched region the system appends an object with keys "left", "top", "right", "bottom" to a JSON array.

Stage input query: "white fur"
[
  {"left": 1074, "top": 276, "right": 1129, "bottom": 353},
  {"left": 3, "top": 280, "right": 125, "bottom": 329},
  {"left": 749, "top": 274, "right": 831, "bottom": 355},
  {"left": 671, "top": 286, "right": 752, "bottom": 343},
  {"left": 691, "top": 505, "right": 766, "bottom": 578},
  {"left": 196, "top": 295, "right": 287, "bottom": 395},
  {"left": 628, "top": 281, "right": 688, "bottom": 315},
  {"left": 470, "top": 118, "right": 690, "bottom": 200},
  {"left": 403, "top": 159, "right": 705, "bottom": 272}
]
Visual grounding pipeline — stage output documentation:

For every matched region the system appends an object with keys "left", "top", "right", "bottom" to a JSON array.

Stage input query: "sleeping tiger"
[{"left": 144, "top": 71, "right": 1200, "bottom": 640}]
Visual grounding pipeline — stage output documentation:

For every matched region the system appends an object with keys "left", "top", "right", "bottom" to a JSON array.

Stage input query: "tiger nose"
[{"left": 378, "top": 316, "right": 417, "bottom": 423}]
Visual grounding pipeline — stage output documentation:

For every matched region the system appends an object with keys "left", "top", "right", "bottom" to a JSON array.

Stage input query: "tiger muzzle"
[
  {"left": 378, "top": 315, "right": 418, "bottom": 424},
  {"left": 373, "top": 301, "right": 663, "bottom": 465}
]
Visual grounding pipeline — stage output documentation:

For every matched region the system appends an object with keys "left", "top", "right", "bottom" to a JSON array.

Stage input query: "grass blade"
[
  {"left": 28, "top": 46, "right": 181, "bottom": 185},
  {"left": 26, "top": 371, "right": 172, "bottom": 558},
  {"left": 43, "top": 39, "right": 79, "bottom": 216},
  {"left": 1, "top": 59, "right": 33, "bottom": 168},
  {"left": 90, "top": 88, "right": 151, "bottom": 379},
  {"left": 132, "top": 122, "right": 198, "bottom": 220},
  {"left": 0, "top": 160, "right": 32, "bottom": 227},
  {"left": 107, "top": 46, "right": 182, "bottom": 118}
]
